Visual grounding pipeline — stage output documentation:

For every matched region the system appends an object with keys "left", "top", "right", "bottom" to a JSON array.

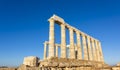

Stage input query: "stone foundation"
[
  {"left": 40, "top": 57, "right": 108, "bottom": 69},
  {"left": 17, "top": 57, "right": 111, "bottom": 70}
]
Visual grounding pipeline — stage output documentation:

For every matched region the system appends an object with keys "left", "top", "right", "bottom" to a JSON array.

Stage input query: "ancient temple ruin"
[
  {"left": 18, "top": 14, "right": 116, "bottom": 70},
  {"left": 43, "top": 14, "right": 104, "bottom": 63}
]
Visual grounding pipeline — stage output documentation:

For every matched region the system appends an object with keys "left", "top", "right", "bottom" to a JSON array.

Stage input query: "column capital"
[
  {"left": 48, "top": 18, "right": 55, "bottom": 22},
  {"left": 95, "top": 40, "right": 98, "bottom": 42},
  {"left": 60, "top": 23, "right": 66, "bottom": 26},
  {"left": 91, "top": 38, "right": 95, "bottom": 42},
  {"left": 76, "top": 30, "right": 80, "bottom": 34},
  {"left": 81, "top": 33, "right": 86, "bottom": 37},
  {"left": 89, "top": 37, "right": 92, "bottom": 41},
  {"left": 68, "top": 27, "right": 74, "bottom": 30},
  {"left": 87, "top": 36, "right": 90, "bottom": 39},
  {"left": 48, "top": 14, "right": 65, "bottom": 24}
]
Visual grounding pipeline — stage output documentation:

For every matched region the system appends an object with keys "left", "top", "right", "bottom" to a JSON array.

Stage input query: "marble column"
[
  {"left": 56, "top": 45, "right": 58, "bottom": 57},
  {"left": 61, "top": 24, "right": 66, "bottom": 58},
  {"left": 69, "top": 28, "right": 75, "bottom": 59},
  {"left": 48, "top": 18, "right": 55, "bottom": 58},
  {"left": 76, "top": 31, "right": 82, "bottom": 60},
  {"left": 98, "top": 41, "right": 104, "bottom": 62},
  {"left": 87, "top": 36, "right": 92, "bottom": 61},
  {"left": 91, "top": 39, "right": 97, "bottom": 61},
  {"left": 82, "top": 34, "right": 88, "bottom": 60},
  {"left": 44, "top": 42, "right": 47, "bottom": 59},
  {"left": 95, "top": 40, "right": 100, "bottom": 61}
]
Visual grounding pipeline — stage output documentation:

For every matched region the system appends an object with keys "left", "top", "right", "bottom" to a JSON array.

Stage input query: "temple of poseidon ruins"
[{"left": 1, "top": 14, "right": 120, "bottom": 70}]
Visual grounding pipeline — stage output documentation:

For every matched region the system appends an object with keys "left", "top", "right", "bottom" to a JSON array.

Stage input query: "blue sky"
[{"left": 0, "top": 0, "right": 120, "bottom": 66}]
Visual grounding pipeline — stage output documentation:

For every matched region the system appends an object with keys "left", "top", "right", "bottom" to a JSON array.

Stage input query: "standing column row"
[
  {"left": 75, "top": 33, "right": 104, "bottom": 62},
  {"left": 48, "top": 18, "right": 104, "bottom": 62}
]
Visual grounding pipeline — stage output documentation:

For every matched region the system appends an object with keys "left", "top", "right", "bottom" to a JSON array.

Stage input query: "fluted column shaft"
[
  {"left": 82, "top": 34, "right": 88, "bottom": 60},
  {"left": 61, "top": 24, "right": 66, "bottom": 58},
  {"left": 95, "top": 40, "right": 100, "bottom": 61},
  {"left": 69, "top": 28, "right": 75, "bottom": 59},
  {"left": 56, "top": 45, "right": 58, "bottom": 57},
  {"left": 98, "top": 41, "right": 104, "bottom": 62},
  {"left": 91, "top": 39, "right": 97, "bottom": 61},
  {"left": 48, "top": 19, "right": 55, "bottom": 58},
  {"left": 87, "top": 36, "right": 92, "bottom": 61},
  {"left": 44, "top": 43, "right": 47, "bottom": 59},
  {"left": 76, "top": 31, "right": 82, "bottom": 59}
]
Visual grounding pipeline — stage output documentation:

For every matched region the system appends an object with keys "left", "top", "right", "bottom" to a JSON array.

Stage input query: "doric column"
[
  {"left": 82, "top": 34, "right": 88, "bottom": 60},
  {"left": 48, "top": 18, "right": 55, "bottom": 58},
  {"left": 69, "top": 28, "right": 75, "bottom": 59},
  {"left": 76, "top": 31, "right": 82, "bottom": 60},
  {"left": 95, "top": 40, "right": 100, "bottom": 61},
  {"left": 56, "top": 45, "right": 58, "bottom": 57},
  {"left": 44, "top": 42, "right": 47, "bottom": 59},
  {"left": 61, "top": 24, "right": 66, "bottom": 58},
  {"left": 98, "top": 41, "right": 104, "bottom": 62},
  {"left": 87, "top": 36, "right": 92, "bottom": 61},
  {"left": 91, "top": 39, "right": 97, "bottom": 61}
]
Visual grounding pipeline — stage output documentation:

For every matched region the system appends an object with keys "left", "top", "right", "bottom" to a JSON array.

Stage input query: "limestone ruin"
[
  {"left": 2, "top": 14, "right": 119, "bottom": 70},
  {"left": 44, "top": 14, "right": 104, "bottom": 62},
  {"left": 23, "top": 56, "right": 39, "bottom": 67}
]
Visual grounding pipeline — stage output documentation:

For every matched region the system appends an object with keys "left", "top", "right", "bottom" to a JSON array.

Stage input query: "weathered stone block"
[{"left": 23, "top": 56, "right": 39, "bottom": 67}]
